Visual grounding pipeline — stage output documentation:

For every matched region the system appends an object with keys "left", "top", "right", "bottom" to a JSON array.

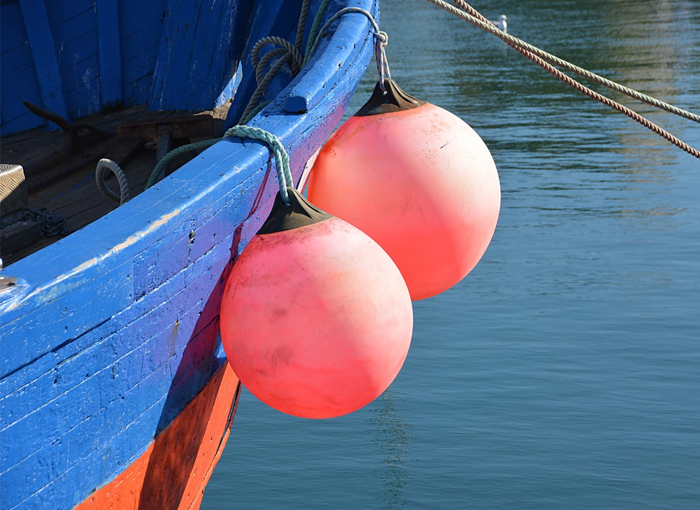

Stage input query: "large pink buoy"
[
  {"left": 308, "top": 80, "right": 501, "bottom": 300},
  {"left": 220, "top": 188, "right": 412, "bottom": 419}
]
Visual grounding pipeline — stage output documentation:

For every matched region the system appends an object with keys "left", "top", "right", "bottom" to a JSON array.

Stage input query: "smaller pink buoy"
[
  {"left": 220, "top": 188, "right": 413, "bottom": 419},
  {"left": 308, "top": 80, "right": 501, "bottom": 300}
]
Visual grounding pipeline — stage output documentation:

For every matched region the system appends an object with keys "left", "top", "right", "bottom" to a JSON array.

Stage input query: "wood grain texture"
[
  {"left": 0, "top": 1, "right": 45, "bottom": 135},
  {"left": 73, "top": 365, "right": 239, "bottom": 510},
  {"left": 96, "top": 0, "right": 124, "bottom": 107},
  {"left": 149, "top": 0, "right": 241, "bottom": 111},
  {"left": 17, "top": 0, "right": 70, "bottom": 129}
]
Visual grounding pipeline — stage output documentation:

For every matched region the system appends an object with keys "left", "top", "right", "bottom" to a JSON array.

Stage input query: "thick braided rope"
[
  {"left": 240, "top": 1, "right": 331, "bottom": 124},
  {"left": 251, "top": 36, "right": 304, "bottom": 77},
  {"left": 424, "top": 0, "right": 700, "bottom": 159},
  {"left": 240, "top": 54, "right": 293, "bottom": 123},
  {"left": 146, "top": 138, "right": 220, "bottom": 189},
  {"left": 95, "top": 158, "right": 130, "bottom": 205},
  {"left": 255, "top": 47, "right": 288, "bottom": 85},
  {"left": 444, "top": 0, "right": 700, "bottom": 124},
  {"left": 149, "top": 2, "right": 334, "bottom": 186},
  {"left": 304, "top": 0, "right": 333, "bottom": 65},
  {"left": 295, "top": 0, "right": 312, "bottom": 52},
  {"left": 146, "top": 126, "right": 294, "bottom": 203},
  {"left": 225, "top": 125, "right": 294, "bottom": 205}
]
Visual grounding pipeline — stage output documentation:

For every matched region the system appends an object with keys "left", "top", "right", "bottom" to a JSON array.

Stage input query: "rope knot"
[
  {"left": 373, "top": 30, "right": 391, "bottom": 91},
  {"left": 225, "top": 125, "right": 294, "bottom": 205},
  {"left": 373, "top": 31, "right": 388, "bottom": 46}
]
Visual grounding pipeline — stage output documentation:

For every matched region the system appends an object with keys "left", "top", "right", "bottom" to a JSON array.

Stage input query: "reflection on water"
[
  {"left": 204, "top": 1, "right": 699, "bottom": 509},
  {"left": 370, "top": 391, "right": 413, "bottom": 509}
]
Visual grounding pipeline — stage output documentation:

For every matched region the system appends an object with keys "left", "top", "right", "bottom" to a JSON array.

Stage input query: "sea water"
[{"left": 203, "top": 0, "right": 700, "bottom": 508}]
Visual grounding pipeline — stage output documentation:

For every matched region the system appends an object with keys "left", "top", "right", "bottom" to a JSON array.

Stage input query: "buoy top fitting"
[
  {"left": 355, "top": 79, "right": 426, "bottom": 117},
  {"left": 258, "top": 187, "right": 332, "bottom": 235}
]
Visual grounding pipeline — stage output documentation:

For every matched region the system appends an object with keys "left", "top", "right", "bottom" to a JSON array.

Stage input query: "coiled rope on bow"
[
  {"left": 239, "top": 0, "right": 315, "bottom": 123},
  {"left": 146, "top": 4, "right": 386, "bottom": 190},
  {"left": 424, "top": 0, "right": 700, "bottom": 160}
]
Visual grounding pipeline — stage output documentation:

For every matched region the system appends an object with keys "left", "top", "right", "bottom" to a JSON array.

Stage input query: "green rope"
[
  {"left": 145, "top": 138, "right": 220, "bottom": 190},
  {"left": 147, "top": 0, "right": 340, "bottom": 190},
  {"left": 303, "top": 0, "right": 333, "bottom": 65},
  {"left": 145, "top": 125, "right": 293, "bottom": 205},
  {"left": 225, "top": 125, "right": 293, "bottom": 204},
  {"left": 241, "top": 100, "right": 272, "bottom": 125}
]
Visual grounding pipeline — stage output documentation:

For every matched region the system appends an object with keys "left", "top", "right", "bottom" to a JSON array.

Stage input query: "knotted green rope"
[
  {"left": 145, "top": 138, "right": 221, "bottom": 190},
  {"left": 147, "top": 1, "right": 379, "bottom": 191},
  {"left": 145, "top": 126, "right": 293, "bottom": 205},
  {"left": 225, "top": 125, "right": 293, "bottom": 205}
]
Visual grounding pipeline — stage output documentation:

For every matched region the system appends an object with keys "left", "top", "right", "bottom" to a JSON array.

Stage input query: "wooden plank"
[
  {"left": 224, "top": 0, "right": 300, "bottom": 125},
  {"left": 18, "top": 0, "right": 70, "bottom": 127},
  {"left": 96, "top": 0, "right": 123, "bottom": 107},
  {"left": 149, "top": 0, "right": 239, "bottom": 111},
  {"left": 44, "top": 0, "right": 95, "bottom": 29},
  {"left": 285, "top": 6, "right": 377, "bottom": 114},
  {"left": 0, "top": 247, "right": 231, "bottom": 508},
  {"left": 0, "top": 1, "right": 45, "bottom": 135},
  {"left": 118, "top": 0, "right": 168, "bottom": 106}
]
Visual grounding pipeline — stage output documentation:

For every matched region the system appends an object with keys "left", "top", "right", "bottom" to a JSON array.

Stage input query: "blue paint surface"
[
  {"left": 0, "top": 1, "right": 44, "bottom": 134},
  {"left": 0, "top": 0, "right": 375, "bottom": 508},
  {"left": 18, "top": 0, "right": 69, "bottom": 128},
  {"left": 96, "top": 0, "right": 123, "bottom": 107}
]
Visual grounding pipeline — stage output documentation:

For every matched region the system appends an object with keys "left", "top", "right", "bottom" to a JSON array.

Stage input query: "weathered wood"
[
  {"left": 45, "top": 1, "right": 101, "bottom": 118},
  {"left": 148, "top": 0, "right": 239, "bottom": 111},
  {"left": 0, "top": 221, "right": 42, "bottom": 256},
  {"left": 117, "top": 114, "right": 214, "bottom": 142},
  {"left": 0, "top": 106, "right": 228, "bottom": 265},
  {"left": 96, "top": 0, "right": 123, "bottom": 107},
  {"left": 224, "top": 0, "right": 303, "bottom": 126},
  {"left": 18, "top": 0, "right": 69, "bottom": 128}
]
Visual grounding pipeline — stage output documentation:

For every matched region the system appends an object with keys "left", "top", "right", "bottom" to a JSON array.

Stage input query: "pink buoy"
[
  {"left": 220, "top": 189, "right": 412, "bottom": 419},
  {"left": 308, "top": 80, "right": 501, "bottom": 300}
]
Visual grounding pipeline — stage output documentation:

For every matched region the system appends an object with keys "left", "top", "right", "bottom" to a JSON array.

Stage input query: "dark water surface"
[{"left": 204, "top": 1, "right": 700, "bottom": 508}]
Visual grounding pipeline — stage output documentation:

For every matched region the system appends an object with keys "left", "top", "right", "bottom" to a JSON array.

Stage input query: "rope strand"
[
  {"left": 449, "top": 0, "right": 700, "bottom": 123},
  {"left": 422, "top": 0, "right": 700, "bottom": 159},
  {"left": 225, "top": 125, "right": 293, "bottom": 205}
]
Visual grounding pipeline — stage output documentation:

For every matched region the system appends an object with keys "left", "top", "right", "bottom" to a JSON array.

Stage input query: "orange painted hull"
[{"left": 76, "top": 365, "right": 240, "bottom": 510}]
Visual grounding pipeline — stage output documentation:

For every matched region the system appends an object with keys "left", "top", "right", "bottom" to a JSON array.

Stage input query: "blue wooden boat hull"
[{"left": 0, "top": 0, "right": 377, "bottom": 508}]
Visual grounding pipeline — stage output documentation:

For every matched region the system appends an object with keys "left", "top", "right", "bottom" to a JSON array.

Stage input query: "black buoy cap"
[
  {"left": 355, "top": 79, "right": 426, "bottom": 117},
  {"left": 257, "top": 187, "right": 332, "bottom": 235}
]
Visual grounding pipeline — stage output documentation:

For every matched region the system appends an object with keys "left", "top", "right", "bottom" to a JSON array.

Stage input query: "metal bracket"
[{"left": 0, "top": 259, "right": 19, "bottom": 293}]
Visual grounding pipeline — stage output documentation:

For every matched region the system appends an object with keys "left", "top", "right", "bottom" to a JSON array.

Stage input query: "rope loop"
[
  {"left": 251, "top": 36, "right": 304, "bottom": 78},
  {"left": 306, "top": 7, "right": 390, "bottom": 89},
  {"left": 95, "top": 158, "right": 130, "bottom": 205},
  {"left": 373, "top": 30, "right": 391, "bottom": 91},
  {"left": 224, "top": 125, "right": 294, "bottom": 205}
]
